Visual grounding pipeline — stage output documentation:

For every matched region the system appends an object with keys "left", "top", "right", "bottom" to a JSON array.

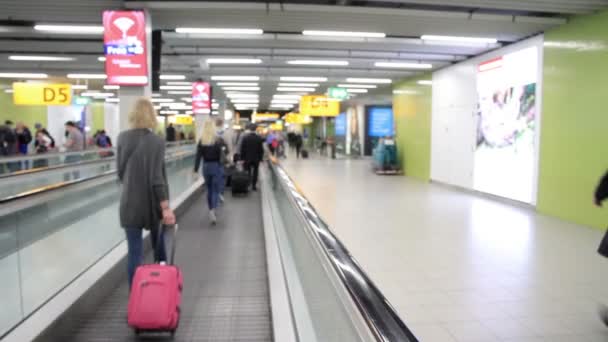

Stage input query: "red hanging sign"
[
  {"left": 103, "top": 10, "right": 149, "bottom": 85},
  {"left": 192, "top": 82, "right": 211, "bottom": 114}
]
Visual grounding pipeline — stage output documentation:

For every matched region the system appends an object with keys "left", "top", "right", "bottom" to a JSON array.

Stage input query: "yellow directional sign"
[
  {"left": 284, "top": 112, "right": 313, "bottom": 124},
  {"left": 169, "top": 115, "right": 194, "bottom": 125},
  {"left": 13, "top": 82, "right": 72, "bottom": 106},
  {"left": 299, "top": 95, "right": 339, "bottom": 117}
]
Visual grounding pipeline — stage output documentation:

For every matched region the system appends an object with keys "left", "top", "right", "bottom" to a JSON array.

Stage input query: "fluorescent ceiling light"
[
  {"left": 278, "top": 83, "right": 318, "bottom": 87},
  {"left": 103, "top": 85, "right": 119, "bottom": 90},
  {"left": 0, "top": 72, "right": 48, "bottom": 79},
  {"left": 374, "top": 62, "right": 432, "bottom": 69},
  {"left": 216, "top": 82, "right": 258, "bottom": 86},
  {"left": 226, "top": 93, "right": 258, "bottom": 98},
  {"left": 4, "top": 89, "right": 14, "bottom": 93},
  {"left": 421, "top": 35, "right": 497, "bottom": 44},
  {"left": 166, "top": 81, "right": 191, "bottom": 85},
  {"left": 270, "top": 105, "right": 294, "bottom": 108},
  {"left": 167, "top": 91, "right": 192, "bottom": 95},
  {"left": 346, "top": 78, "right": 391, "bottom": 84},
  {"left": 287, "top": 60, "right": 348, "bottom": 66},
  {"left": 207, "top": 58, "right": 262, "bottom": 64},
  {"left": 151, "top": 93, "right": 161, "bottom": 97},
  {"left": 271, "top": 99, "right": 299, "bottom": 104},
  {"left": 160, "top": 74, "right": 186, "bottom": 80},
  {"left": 176, "top": 28, "right": 263, "bottom": 35},
  {"left": 418, "top": 80, "right": 433, "bottom": 85},
  {"left": 67, "top": 73, "right": 107, "bottom": 79},
  {"left": 9, "top": 55, "right": 75, "bottom": 62},
  {"left": 34, "top": 24, "right": 104, "bottom": 34},
  {"left": 160, "top": 110, "right": 179, "bottom": 115},
  {"left": 222, "top": 86, "right": 260, "bottom": 91},
  {"left": 280, "top": 76, "right": 327, "bottom": 82},
  {"left": 337, "top": 84, "right": 377, "bottom": 89},
  {"left": 98, "top": 56, "right": 106, "bottom": 62},
  {"left": 106, "top": 98, "right": 120, "bottom": 103},
  {"left": 212, "top": 111, "right": 219, "bottom": 115},
  {"left": 160, "top": 85, "right": 191, "bottom": 90},
  {"left": 346, "top": 88, "right": 368, "bottom": 93},
  {"left": 273, "top": 94, "right": 301, "bottom": 99},
  {"left": 231, "top": 99, "right": 260, "bottom": 104},
  {"left": 71, "top": 84, "right": 88, "bottom": 90},
  {"left": 212, "top": 76, "right": 260, "bottom": 81},
  {"left": 212, "top": 103, "right": 219, "bottom": 109},
  {"left": 151, "top": 98, "right": 175, "bottom": 103},
  {"left": 277, "top": 87, "right": 315, "bottom": 92},
  {"left": 302, "top": 30, "right": 385, "bottom": 38},
  {"left": 81, "top": 92, "right": 114, "bottom": 97},
  {"left": 180, "top": 97, "right": 193, "bottom": 102}
]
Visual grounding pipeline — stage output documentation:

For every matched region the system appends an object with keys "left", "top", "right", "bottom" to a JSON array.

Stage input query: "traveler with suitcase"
[
  {"left": 595, "top": 170, "right": 608, "bottom": 325},
  {"left": 194, "top": 120, "right": 226, "bottom": 224},
  {"left": 116, "top": 98, "right": 176, "bottom": 289},
  {"left": 238, "top": 123, "right": 265, "bottom": 191}
]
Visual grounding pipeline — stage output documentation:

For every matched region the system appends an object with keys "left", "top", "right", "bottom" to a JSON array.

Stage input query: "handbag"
[{"left": 599, "top": 229, "right": 608, "bottom": 258}]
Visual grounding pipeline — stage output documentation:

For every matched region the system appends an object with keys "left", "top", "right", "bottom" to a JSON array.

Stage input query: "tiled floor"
[{"left": 282, "top": 155, "right": 608, "bottom": 342}]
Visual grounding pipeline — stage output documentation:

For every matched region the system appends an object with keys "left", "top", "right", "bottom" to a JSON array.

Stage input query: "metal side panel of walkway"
[{"left": 61, "top": 191, "right": 272, "bottom": 342}]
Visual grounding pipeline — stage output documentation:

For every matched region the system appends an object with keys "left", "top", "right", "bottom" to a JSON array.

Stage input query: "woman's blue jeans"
[
  {"left": 203, "top": 161, "right": 222, "bottom": 210},
  {"left": 125, "top": 227, "right": 167, "bottom": 289}
]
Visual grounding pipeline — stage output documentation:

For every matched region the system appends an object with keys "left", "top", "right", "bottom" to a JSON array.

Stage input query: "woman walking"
[
  {"left": 117, "top": 98, "right": 176, "bottom": 288},
  {"left": 194, "top": 120, "right": 226, "bottom": 225}
]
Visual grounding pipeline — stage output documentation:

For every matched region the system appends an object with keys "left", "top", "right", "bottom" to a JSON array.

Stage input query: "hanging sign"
[
  {"left": 192, "top": 82, "right": 211, "bottom": 114},
  {"left": 328, "top": 87, "right": 348, "bottom": 100},
  {"left": 299, "top": 95, "right": 340, "bottom": 117},
  {"left": 13, "top": 83, "right": 72, "bottom": 106},
  {"left": 169, "top": 115, "right": 194, "bottom": 125},
  {"left": 103, "top": 10, "right": 149, "bottom": 85}
]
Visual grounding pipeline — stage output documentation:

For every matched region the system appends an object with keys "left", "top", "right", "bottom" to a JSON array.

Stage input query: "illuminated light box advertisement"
[
  {"left": 474, "top": 46, "right": 538, "bottom": 203},
  {"left": 103, "top": 10, "right": 148, "bottom": 85},
  {"left": 367, "top": 107, "right": 394, "bottom": 137},
  {"left": 335, "top": 112, "right": 347, "bottom": 136},
  {"left": 192, "top": 82, "right": 211, "bottom": 114}
]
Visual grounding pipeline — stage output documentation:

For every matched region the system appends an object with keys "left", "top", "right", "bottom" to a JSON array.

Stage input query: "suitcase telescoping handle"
[{"left": 156, "top": 223, "right": 178, "bottom": 265}]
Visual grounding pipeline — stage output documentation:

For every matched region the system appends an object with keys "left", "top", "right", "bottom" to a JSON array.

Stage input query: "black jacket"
[
  {"left": 596, "top": 171, "right": 608, "bottom": 206},
  {"left": 166, "top": 126, "right": 176, "bottom": 142},
  {"left": 194, "top": 138, "right": 226, "bottom": 172},
  {"left": 240, "top": 132, "right": 264, "bottom": 163}
]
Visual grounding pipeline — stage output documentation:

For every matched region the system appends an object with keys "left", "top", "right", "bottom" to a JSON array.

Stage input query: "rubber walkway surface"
[{"left": 63, "top": 190, "right": 272, "bottom": 341}]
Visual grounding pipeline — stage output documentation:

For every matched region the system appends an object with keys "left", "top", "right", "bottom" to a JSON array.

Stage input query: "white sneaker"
[
  {"left": 219, "top": 194, "right": 225, "bottom": 204},
  {"left": 209, "top": 209, "right": 217, "bottom": 225}
]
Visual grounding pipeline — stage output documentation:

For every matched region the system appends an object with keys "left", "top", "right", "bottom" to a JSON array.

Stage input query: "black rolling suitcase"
[
  {"left": 301, "top": 149, "right": 309, "bottom": 159},
  {"left": 225, "top": 164, "right": 236, "bottom": 187},
  {"left": 231, "top": 163, "right": 250, "bottom": 195}
]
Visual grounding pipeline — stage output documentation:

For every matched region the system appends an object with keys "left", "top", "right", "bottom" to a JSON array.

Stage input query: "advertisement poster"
[
  {"left": 474, "top": 46, "right": 538, "bottom": 203},
  {"left": 368, "top": 107, "right": 394, "bottom": 137},
  {"left": 192, "top": 82, "right": 211, "bottom": 115},
  {"left": 103, "top": 10, "right": 148, "bottom": 85},
  {"left": 335, "top": 113, "right": 347, "bottom": 136}
]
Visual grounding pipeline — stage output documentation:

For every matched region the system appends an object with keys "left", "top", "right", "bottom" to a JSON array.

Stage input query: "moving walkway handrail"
[
  {"left": 0, "top": 150, "right": 194, "bottom": 205},
  {"left": 0, "top": 155, "right": 116, "bottom": 179},
  {"left": 267, "top": 158, "right": 418, "bottom": 342}
]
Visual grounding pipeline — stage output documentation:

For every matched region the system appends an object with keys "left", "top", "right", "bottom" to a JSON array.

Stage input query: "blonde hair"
[
  {"left": 200, "top": 120, "right": 217, "bottom": 145},
  {"left": 129, "top": 98, "right": 158, "bottom": 129}
]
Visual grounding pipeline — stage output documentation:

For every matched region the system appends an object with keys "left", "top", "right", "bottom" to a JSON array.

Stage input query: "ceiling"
[{"left": 0, "top": 0, "right": 607, "bottom": 113}]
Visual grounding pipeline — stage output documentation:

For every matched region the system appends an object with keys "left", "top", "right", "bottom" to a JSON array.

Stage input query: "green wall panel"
[
  {"left": 90, "top": 103, "right": 105, "bottom": 132},
  {"left": 392, "top": 76, "right": 432, "bottom": 181},
  {"left": 0, "top": 85, "right": 47, "bottom": 129},
  {"left": 537, "top": 10, "right": 608, "bottom": 229}
]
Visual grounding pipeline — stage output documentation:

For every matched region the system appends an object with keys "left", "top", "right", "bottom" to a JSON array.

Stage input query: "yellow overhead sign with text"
[
  {"left": 284, "top": 112, "right": 313, "bottom": 125},
  {"left": 299, "top": 95, "right": 339, "bottom": 117},
  {"left": 13, "top": 82, "right": 72, "bottom": 106},
  {"left": 253, "top": 113, "right": 280, "bottom": 122},
  {"left": 169, "top": 115, "right": 194, "bottom": 125}
]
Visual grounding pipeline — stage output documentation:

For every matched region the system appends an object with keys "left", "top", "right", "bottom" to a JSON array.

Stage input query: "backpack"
[{"left": 97, "top": 135, "right": 110, "bottom": 148}]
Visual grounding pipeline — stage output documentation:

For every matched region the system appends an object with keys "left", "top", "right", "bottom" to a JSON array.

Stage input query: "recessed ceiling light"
[
  {"left": 176, "top": 28, "right": 263, "bottom": 35},
  {"left": 280, "top": 76, "right": 327, "bottom": 82},
  {"left": 345, "top": 88, "right": 368, "bottom": 93},
  {"left": 160, "top": 75, "right": 186, "bottom": 80},
  {"left": 166, "top": 81, "right": 191, "bottom": 85},
  {"left": 278, "top": 83, "right": 318, "bottom": 87},
  {"left": 167, "top": 91, "right": 192, "bottom": 95},
  {"left": 302, "top": 30, "right": 385, "bottom": 38},
  {"left": 337, "top": 84, "right": 377, "bottom": 89},
  {"left": 277, "top": 87, "right": 315, "bottom": 92},
  {"left": 287, "top": 60, "right": 348, "bottom": 66},
  {"left": 212, "top": 76, "right": 260, "bottom": 81},
  {"left": 160, "top": 85, "right": 191, "bottom": 90},
  {"left": 98, "top": 56, "right": 106, "bottom": 62},
  {"left": 421, "top": 35, "right": 497, "bottom": 44},
  {"left": 345, "top": 78, "right": 391, "bottom": 84},
  {"left": 0, "top": 72, "right": 48, "bottom": 79},
  {"left": 418, "top": 80, "right": 433, "bottom": 85},
  {"left": 9, "top": 55, "right": 75, "bottom": 62},
  {"left": 216, "top": 82, "right": 258, "bottom": 86},
  {"left": 67, "top": 73, "right": 107, "bottom": 79},
  {"left": 207, "top": 58, "right": 262, "bottom": 64},
  {"left": 222, "top": 86, "right": 260, "bottom": 91},
  {"left": 34, "top": 24, "right": 104, "bottom": 34},
  {"left": 374, "top": 62, "right": 433, "bottom": 69},
  {"left": 151, "top": 98, "right": 175, "bottom": 103}
]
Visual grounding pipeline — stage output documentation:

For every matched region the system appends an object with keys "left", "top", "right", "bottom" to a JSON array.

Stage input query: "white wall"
[
  {"left": 103, "top": 103, "right": 120, "bottom": 145},
  {"left": 430, "top": 35, "right": 544, "bottom": 203}
]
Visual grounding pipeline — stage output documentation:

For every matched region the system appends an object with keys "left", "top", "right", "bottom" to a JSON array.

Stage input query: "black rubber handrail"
[
  {"left": 0, "top": 151, "right": 194, "bottom": 205},
  {"left": 267, "top": 158, "right": 419, "bottom": 342},
  {"left": 0, "top": 155, "right": 116, "bottom": 179}
]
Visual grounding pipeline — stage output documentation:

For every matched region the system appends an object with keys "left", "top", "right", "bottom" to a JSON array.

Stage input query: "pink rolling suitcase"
[{"left": 128, "top": 224, "right": 182, "bottom": 336}]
